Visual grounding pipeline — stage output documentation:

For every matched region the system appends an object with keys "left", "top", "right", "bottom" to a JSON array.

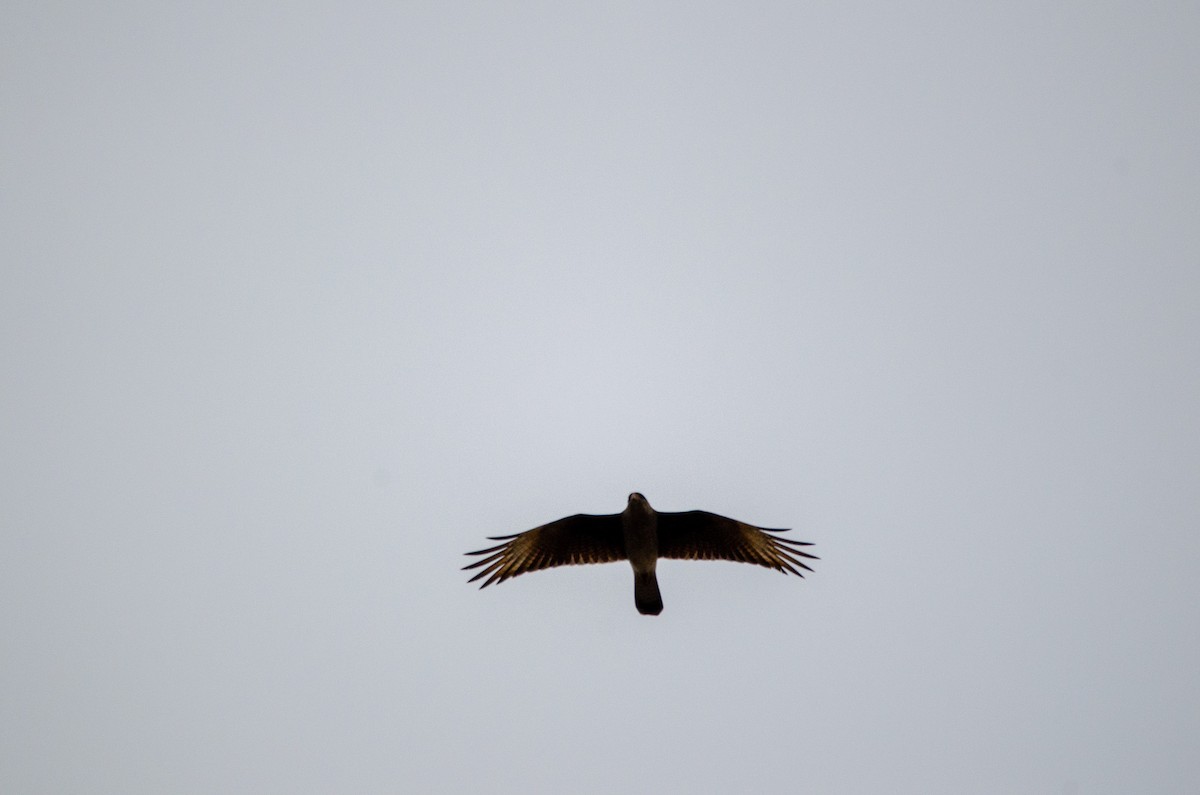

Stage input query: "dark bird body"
[{"left": 464, "top": 493, "right": 817, "bottom": 615}]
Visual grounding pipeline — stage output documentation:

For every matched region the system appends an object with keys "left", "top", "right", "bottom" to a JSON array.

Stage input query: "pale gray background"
[{"left": 3, "top": 3, "right": 1198, "bottom": 793}]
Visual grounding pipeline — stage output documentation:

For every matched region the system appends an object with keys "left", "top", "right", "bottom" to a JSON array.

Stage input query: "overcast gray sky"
[{"left": 3, "top": 3, "right": 1199, "bottom": 793}]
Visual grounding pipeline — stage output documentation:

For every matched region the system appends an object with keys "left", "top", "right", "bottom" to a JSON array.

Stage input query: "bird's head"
[{"left": 627, "top": 492, "right": 648, "bottom": 506}]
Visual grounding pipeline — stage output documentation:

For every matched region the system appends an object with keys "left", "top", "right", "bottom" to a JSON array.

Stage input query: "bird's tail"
[{"left": 634, "top": 570, "right": 663, "bottom": 616}]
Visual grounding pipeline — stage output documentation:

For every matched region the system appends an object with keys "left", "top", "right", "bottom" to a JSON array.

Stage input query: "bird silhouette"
[{"left": 464, "top": 492, "right": 817, "bottom": 615}]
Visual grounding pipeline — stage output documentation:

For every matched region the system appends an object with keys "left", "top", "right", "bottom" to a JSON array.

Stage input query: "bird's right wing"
[
  {"left": 656, "top": 510, "right": 817, "bottom": 576},
  {"left": 463, "top": 513, "right": 625, "bottom": 588}
]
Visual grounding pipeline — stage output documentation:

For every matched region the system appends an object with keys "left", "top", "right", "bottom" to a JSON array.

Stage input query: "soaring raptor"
[{"left": 464, "top": 492, "right": 817, "bottom": 615}]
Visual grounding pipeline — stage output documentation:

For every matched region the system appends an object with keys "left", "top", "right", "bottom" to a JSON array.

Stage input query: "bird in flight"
[{"left": 464, "top": 492, "right": 817, "bottom": 615}]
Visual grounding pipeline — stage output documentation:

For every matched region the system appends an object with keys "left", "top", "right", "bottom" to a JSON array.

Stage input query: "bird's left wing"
[
  {"left": 463, "top": 513, "right": 625, "bottom": 588},
  {"left": 657, "top": 511, "right": 817, "bottom": 575}
]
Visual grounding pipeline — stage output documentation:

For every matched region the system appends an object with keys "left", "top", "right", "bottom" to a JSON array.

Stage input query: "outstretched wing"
[
  {"left": 463, "top": 513, "right": 625, "bottom": 588},
  {"left": 657, "top": 511, "right": 817, "bottom": 575}
]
